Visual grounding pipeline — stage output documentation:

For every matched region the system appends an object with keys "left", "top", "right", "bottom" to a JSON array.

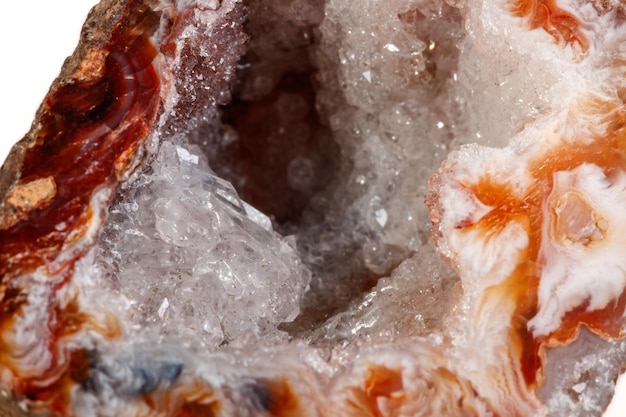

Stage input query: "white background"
[
  {"left": 0, "top": 2, "right": 97, "bottom": 161},
  {"left": 0, "top": 2, "right": 625, "bottom": 416}
]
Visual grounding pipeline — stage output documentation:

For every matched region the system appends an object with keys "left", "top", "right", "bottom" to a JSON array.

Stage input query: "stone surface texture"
[{"left": 1, "top": 0, "right": 626, "bottom": 416}]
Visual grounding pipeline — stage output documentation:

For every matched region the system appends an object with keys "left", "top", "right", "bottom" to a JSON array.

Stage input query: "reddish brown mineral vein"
[
  {"left": 511, "top": 0, "right": 589, "bottom": 51},
  {"left": 458, "top": 99, "right": 626, "bottom": 388},
  {"left": 0, "top": 0, "right": 162, "bottom": 409},
  {"left": 0, "top": 6, "right": 160, "bottom": 281}
]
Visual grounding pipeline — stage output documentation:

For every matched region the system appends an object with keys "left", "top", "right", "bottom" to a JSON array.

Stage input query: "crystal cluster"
[
  {"left": 1, "top": 0, "right": 626, "bottom": 416},
  {"left": 96, "top": 141, "right": 310, "bottom": 347}
]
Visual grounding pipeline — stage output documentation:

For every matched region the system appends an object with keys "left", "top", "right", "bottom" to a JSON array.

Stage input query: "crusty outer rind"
[
  {"left": 0, "top": 0, "right": 129, "bottom": 219},
  {"left": 0, "top": 0, "right": 142, "bottom": 411}
]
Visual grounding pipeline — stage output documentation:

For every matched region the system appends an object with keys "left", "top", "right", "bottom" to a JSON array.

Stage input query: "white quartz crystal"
[
  {"left": 313, "top": 0, "right": 465, "bottom": 250},
  {"left": 96, "top": 141, "right": 311, "bottom": 348},
  {"left": 539, "top": 328, "right": 626, "bottom": 417},
  {"left": 314, "top": 244, "right": 459, "bottom": 344}
]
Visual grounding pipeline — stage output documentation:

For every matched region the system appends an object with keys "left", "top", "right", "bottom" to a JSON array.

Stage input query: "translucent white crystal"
[
  {"left": 304, "top": 0, "right": 468, "bottom": 258},
  {"left": 96, "top": 141, "right": 311, "bottom": 348},
  {"left": 539, "top": 328, "right": 626, "bottom": 417},
  {"left": 314, "top": 244, "right": 458, "bottom": 343}
]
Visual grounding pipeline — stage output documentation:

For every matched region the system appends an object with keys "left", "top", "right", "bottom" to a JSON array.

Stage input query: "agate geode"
[{"left": 1, "top": 0, "right": 626, "bottom": 416}]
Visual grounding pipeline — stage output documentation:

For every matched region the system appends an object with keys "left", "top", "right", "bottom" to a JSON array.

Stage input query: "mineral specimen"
[{"left": 1, "top": 0, "right": 626, "bottom": 416}]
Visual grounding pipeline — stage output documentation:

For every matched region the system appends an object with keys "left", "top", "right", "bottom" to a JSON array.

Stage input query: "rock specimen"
[{"left": 1, "top": 0, "right": 626, "bottom": 416}]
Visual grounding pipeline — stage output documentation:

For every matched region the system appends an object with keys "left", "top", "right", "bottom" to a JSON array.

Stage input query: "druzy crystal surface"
[
  {"left": 1, "top": 0, "right": 626, "bottom": 416},
  {"left": 96, "top": 141, "right": 310, "bottom": 347}
]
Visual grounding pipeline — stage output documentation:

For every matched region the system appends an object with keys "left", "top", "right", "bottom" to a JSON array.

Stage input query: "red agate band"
[
  {"left": 0, "top": 0, "right": 162, "bottom": 410},
  {"left": 0, "top": 7, "right": 161, "bottom": 279},
  {"left": 511, "top": 0, "right": 589, "bottom": 51}
]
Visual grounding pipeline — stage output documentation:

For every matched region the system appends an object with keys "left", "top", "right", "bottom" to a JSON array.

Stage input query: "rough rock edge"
[
  {"left": 0, "top": 0, "right": 249, "bottom": 414},
  {"left": 0, "top": 2, "right": 127, "bottom": 414},
  {"left": 0, "top": 0, "right": 127, "bottom": 223}
]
